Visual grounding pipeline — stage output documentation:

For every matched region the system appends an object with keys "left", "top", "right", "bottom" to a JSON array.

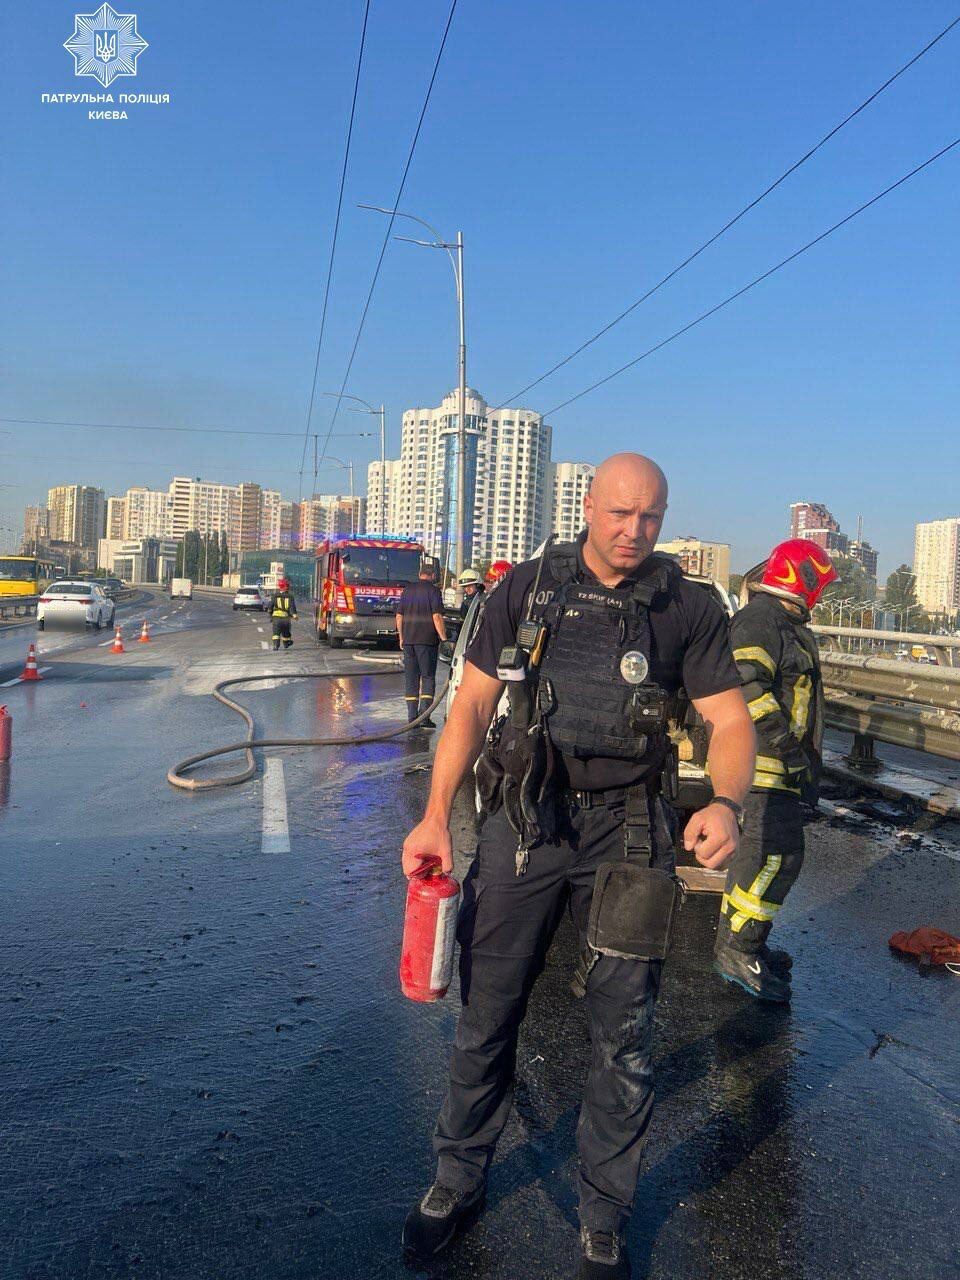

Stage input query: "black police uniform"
[
  {"left": 432, "top": 534, "right": 739, "bottom": 1236},
  {"left": 718, "top": 590, "right": 824, "bottom": 953},
  {"left": 397, "top": 580, "right": 444, "bottom": 722},
  {"left": 269, "top": 589, "right": 297, "bottom": 649}
]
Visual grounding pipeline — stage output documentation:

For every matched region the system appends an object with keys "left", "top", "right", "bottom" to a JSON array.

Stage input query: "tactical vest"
[
  {"left": 531, "top": 544, "right": 679, "bottom": 763},
  {"left": 272, "top": 594, "right": 293, "bottom": 618}
]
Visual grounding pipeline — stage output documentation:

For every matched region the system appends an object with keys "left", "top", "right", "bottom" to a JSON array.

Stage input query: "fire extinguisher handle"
[{"left": 410, "top": 855, "right": 442, "bottom": 880}]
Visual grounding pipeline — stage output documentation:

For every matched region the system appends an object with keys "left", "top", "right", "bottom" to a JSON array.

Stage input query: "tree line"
[{"left": 174, "top": 531, "right": 229, "bottom": 584}]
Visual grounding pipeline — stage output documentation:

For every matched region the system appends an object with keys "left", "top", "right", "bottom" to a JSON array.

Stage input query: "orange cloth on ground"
[{"left": 889, "top": 927, "right": 960, "bottom": 966}]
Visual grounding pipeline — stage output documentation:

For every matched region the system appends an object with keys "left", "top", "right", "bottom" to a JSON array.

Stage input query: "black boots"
[
  {"left": 713, "top": 941, "right": 791, "bottom": 1003},
  {"left": 401, "top": 1182, "right": 486, "bottom": 1267},
  {"left": 577, "top": 1227, "right": 631, "bottom": 1279}
]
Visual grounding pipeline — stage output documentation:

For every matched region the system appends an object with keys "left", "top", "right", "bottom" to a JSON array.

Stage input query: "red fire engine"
[{"left": 314, "top": 535, "right": 425, "bottom": 648}]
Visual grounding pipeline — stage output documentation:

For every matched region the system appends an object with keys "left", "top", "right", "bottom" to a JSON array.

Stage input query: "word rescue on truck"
[{"left": 476, "top": 537, "right": 685, "bottom": 978}]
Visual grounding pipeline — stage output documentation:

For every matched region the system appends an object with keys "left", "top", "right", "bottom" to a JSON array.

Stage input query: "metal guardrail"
[
  {"left": 813, "top": 624, "right": 960, "bottom": 667},
  {"left": 0, "top": 594, "right": 39, "bottom": 620},
  {"left": 821, "top": 651, "right": 960, "bottom": 773}
]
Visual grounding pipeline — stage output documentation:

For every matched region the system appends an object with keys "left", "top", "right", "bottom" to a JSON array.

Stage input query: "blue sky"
[{"left": 2, "top": 0, "right": 958, "bottom": 573}]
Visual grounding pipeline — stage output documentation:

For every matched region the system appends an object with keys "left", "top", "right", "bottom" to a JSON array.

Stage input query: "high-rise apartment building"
[
  {"left": 164, "top": 477, "right": 280, "bottom": 552},
  {"left": 549, "top": 462, "right": 594, "bottom": 542},
  {"left": 380, "top": 388, "right": 551, "bottom": 570},
  {"left": 788, "top": 501, "right": 849, "bottom": 555},
  {"left": 366, "top": 459, "right": 403, "bottom": 536},
  {"left": 914, "top": 517, "right": 960, "bottom": 615},
  {"left": 849, "top": 539, "right": 879, "bottom": 582},
  {"left": 296, "top": 494, "right": 366, "bottom": 550},
  {"left": 106, "top": 496, "right": 127, "bottom": 539},
  {"left": 47, "top": 485, "right": 106, "bottom": 549},
  {"left": 124, "top": 486, "right": 172, "bottom": 540},
  {"left": 22, "top": 505, "right": 49, "bottom": 551},
  {"left": 237, "top": 482, "right": 264, "bottom": 553},
  {"left": 656, "top": 536, "right": 731, "bottom": 589}
]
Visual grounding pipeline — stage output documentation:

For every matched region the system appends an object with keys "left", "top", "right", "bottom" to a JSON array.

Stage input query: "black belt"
[{"left": 560, "top": 777, "right": 659, "bottom": 810}]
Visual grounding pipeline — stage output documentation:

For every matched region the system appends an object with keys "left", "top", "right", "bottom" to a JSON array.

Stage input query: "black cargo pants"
[
  {"left": 402, "top": 643, "right": 439, "bottom": 721},
  {"left": 718, "top": 790, "right": 804, "bottom": 952},
  {"left": 433, "top": 792, "right": 676, "bottom": 1233},
  {"left": 272, "top": 618, "right": 292, "bottom": 649}
]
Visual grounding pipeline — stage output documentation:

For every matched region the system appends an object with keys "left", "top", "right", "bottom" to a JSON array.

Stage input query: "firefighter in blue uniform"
[
  {"left": 713, "top": 538, "right": 837, "bottom": 1002},
  {"left": 399, "top": 454, "right": 756, "bottom": 1279}
]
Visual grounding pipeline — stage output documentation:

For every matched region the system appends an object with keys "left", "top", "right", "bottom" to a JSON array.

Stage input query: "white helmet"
[{"left": 458, "top": 568, "right": 482, "bottom": 586}]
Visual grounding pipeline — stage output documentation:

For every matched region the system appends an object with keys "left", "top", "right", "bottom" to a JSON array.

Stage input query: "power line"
[
  {"left": 297, "top": 0, "right": 372, "bottom": 503},
  {"left": 316, "top": 0, "right": 459, "bottom": 480},
  {"left": 0, "top": 416, "right": 372, "bottom": 440},
  {"left": 543, "top": 137, "right": 960, "bottom": 416},
  {"left": 496, "top": 13, "right": 960, "bottom": 413}
]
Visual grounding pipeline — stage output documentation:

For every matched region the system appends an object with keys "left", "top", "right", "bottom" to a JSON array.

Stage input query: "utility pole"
[
  {"left": 379, "top": 402, "right": 386, "bottom": 535},
  {"left": 455, "top": 230, "right": 467, "bottom": 587}
]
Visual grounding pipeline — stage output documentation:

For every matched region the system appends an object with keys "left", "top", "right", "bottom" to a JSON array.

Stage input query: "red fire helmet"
[
  {"left": 485, "top": 559, "right": 513, "bottom": 587},
  {"left": 759, "top": 539, "right": 837, "bottom": 609},
  {"left": 277, "top": 577, "right": 289, "bottom": 591}
]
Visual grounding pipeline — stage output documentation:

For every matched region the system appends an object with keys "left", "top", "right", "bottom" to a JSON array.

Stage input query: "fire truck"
[{"left": 313, "top": 535, "right": 426, "bottom": 648}]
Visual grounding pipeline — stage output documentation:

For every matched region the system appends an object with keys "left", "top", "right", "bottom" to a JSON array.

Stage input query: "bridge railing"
[
  {"left": 813, "top": 624, "right": 960, "bottom": 667},
  {"left": 820, "top": 649, "right": 960, "bottom": 776},
  {"left": 0, "top": 595, "right": 39, "bottom": 620}
]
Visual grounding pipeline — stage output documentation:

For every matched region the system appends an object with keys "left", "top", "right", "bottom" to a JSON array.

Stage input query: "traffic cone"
[
  {"left": 110, "top": 625, "right": 125, "bottom": 654},
  {"left": 19, "top": 643, "right": 43, "bottom": 682},
  {"left": 138, "top": 619, "right": 151, "bottom": 644}
]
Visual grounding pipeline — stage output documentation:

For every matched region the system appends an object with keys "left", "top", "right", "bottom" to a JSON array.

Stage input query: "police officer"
[
  {"left": 269, "top": 577, "right": 297, "bottom": 651},
  {"left": 396, "top": 562, "right": 447, "bottom": 727},
  {"left": 400, "top": 454, "right": 756, "bottom": 1279},
  {"left": 713, "top": 538, "right": 836, "bottom": 1002},
  {"left": 458, "top": 568, "right": 485, "bottom": 619}
]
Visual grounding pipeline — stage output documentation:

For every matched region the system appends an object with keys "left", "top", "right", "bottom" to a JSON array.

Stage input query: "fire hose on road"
[{"left": 167, "top": 666, "right": 450, "bottom": 792}]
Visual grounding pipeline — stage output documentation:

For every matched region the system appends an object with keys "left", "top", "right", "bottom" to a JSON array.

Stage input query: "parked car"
[
  {"left": 37, "top": 581, "right": 116, "bottom": 631},
  {"left": 233, "top": 585, "right": 269, "bottom": 612}
]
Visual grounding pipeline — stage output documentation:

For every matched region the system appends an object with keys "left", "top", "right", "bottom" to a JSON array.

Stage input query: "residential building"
[
  {"left": 21, "top": 505, "right": 49, "bottom": 552},
  {"left": 278, "top": 501, "right": 298, "bottom": 550},
  {"left": 106, "top": 496, "right": 127, "bottom": 539},
  {"left": 296, "top": 494, "right": 365, "bottom": 550},
  {"left": 47, "top": 485, "right": 107, "bottom": 549},
  {"left": 384, "top": 388, "right": 551, "bottom": 571},
  {"left": 549, "top": 462, "right": 594, "bottom": 542},
  {"left": 365, "top": 459, "right": 403, "bottom": 536},
  {"left": 914, "top": 517, "right": 960, "bottom": 615},
  {"left": 124, "top": 486, "right": 172, "bottom": 540},
  {"left": 788, "top": 500, "right": 849, "bottom": 555},
  {"left": 657, "top": 536, "right": 731, "bottom": 589},
  {"left": 237, "top": 482, "right": 263, "bottom": 553},
  {"left": 849, "top": 539, "right": 879, "bottom": 582}
]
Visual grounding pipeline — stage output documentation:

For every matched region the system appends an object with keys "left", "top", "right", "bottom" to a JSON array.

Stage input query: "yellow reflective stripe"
[
  {"left": 727, "top": 886, "right": 781, "bottom": 922},
  {"left": 790, "top": 674, "right": 812, "bottom": 738},
  {"left": 752, "top": 775, "right": 801, "bottom": 794},
  {"left": 726, "top": 855, "right": 784, "bottom": 924},
  {"left": 747, "top": 854, "right": 782, "bottom": 901},
  {"left": 733, "top": 645, "right": 776, "bottom": 677},
  {"left": 729, "top": 910, "right": 751, "bottom": 933},
  {"left": 756, "top": 754, "right": 786, "bottom": 775},
  {"left": 748, "top": 692, "right": 780, "bottom": 723}
]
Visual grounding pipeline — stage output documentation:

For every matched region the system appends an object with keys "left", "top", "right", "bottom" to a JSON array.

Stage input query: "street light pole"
[
  {"left": 320, "top": 392, "right": 384, "bottom": 532},
  {"left": 358, "top": 204, "right": 467, "bottom": 589}
]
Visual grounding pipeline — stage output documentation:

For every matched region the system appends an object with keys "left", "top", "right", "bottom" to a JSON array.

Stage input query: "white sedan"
[
  {"left": 233, "top": 585, "right": 269, "bottom": 611},
  {"left": 37, "top": 581, "right": 116, "bottom": 631}
]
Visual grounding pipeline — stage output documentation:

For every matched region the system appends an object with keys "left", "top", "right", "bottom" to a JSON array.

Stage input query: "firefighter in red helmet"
[
  {"left": 484, "top": 559, "right": 512, "bottom": 590},
  {"left": 714, "top": 538, "right": 837, "bottom": 1001},
  {"left": 269, "top": 577, "right": 298, "bottom": 651}
]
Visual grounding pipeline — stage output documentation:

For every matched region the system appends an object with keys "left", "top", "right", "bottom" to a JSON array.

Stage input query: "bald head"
[{"left": 582, "top": 452, "right": 668, "bottom": 586}]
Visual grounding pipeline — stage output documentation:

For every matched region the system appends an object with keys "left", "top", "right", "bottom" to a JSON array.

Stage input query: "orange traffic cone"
[
  {"left": 138, "top": 619, "right": 151, "bottom": 644},
  {"left": 20, "top": 643, "right": 43, "bottom": 682},
  {"left": 110, "top": 625, "right": 125, "bottom": 654}
]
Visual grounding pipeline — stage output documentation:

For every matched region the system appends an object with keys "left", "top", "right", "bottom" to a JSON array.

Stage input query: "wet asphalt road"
[{"left": 1, "top": 593, "right": 958, "bottom": 1280}]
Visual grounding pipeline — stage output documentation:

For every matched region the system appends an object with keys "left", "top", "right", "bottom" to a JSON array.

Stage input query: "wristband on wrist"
[{"left": 711, "top": 795, "right": 744, "bottom": 829}]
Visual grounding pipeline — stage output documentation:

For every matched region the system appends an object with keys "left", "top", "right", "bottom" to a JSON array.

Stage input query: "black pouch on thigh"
[{"left": 587, "top": 862, "right": 683, "bottom": 962}]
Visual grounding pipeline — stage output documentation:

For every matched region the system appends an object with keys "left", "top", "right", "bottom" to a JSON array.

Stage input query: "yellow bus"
[{"left": 0, "top": 555, "right": 59, "bottom": 597}]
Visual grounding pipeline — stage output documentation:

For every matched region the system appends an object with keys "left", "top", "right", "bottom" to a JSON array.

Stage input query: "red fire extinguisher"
[
  {"left": 0, "top": 706, "right": 11, "bottom": 762},
  {"left": 400, "top": 857, "right": 461, "bottom": 1002}
]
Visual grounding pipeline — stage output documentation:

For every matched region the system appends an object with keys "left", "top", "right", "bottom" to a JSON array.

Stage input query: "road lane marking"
[
  {"left": 1, "top": 666, "right": 52, "bottom": 687},
  {"left": 257, "top": 626, "right": 264, "bottom": 633},
  {"left": 260, "top": 641, "right": 270, "bottom": 650},
  {"left": 261, "top": 758, "right": 290, "bottom": 853}
]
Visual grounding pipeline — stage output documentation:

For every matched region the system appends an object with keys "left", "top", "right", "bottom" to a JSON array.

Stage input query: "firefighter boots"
[
  {"left": 577, "top": 1227, "right": 631, "bottom": 1279},
  {"left": 713, "top": 942, "right": 791, "bottom": 1003},
  {"left": 401, "top": 1182, "right": 486, "bottom": 1267}
]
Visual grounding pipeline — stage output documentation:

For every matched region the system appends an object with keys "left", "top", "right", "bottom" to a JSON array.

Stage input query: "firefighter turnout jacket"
[
  {"left": 270, "top": 590, "right": 297, "bottom": 619},
  {"left": 731, "top": 591, "right": 824, "bottom": 798}
]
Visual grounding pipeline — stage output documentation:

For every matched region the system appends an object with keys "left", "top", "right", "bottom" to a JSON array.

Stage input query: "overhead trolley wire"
[
  {"left": 315, "top": 0, "right": 459, "bottom": 478},
  {"left": 543, "top": 137, "right": 960, "bottom": 416},
  {"left": 297, "top": 0, "right": 373, "bottom": 503},
  {"left": 494, "top": 13, "right": 960, "bottom": 413},
  {"left": 0, "top": 416, "right": 371, "bottom": 440}
]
